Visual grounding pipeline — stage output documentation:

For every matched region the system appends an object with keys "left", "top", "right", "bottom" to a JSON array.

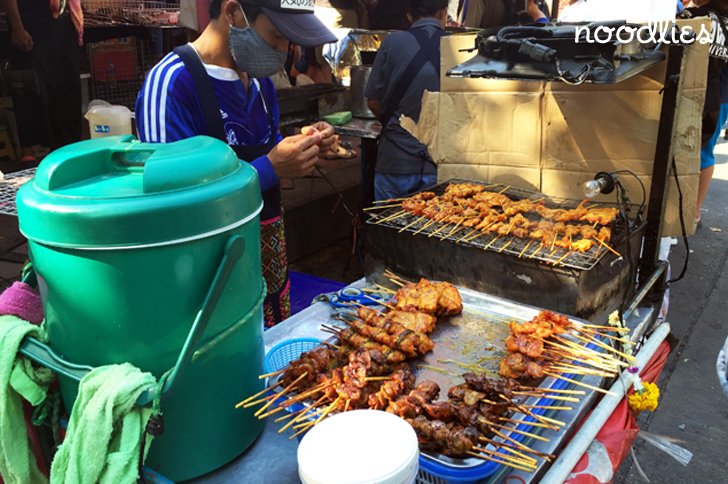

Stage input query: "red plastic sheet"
[{"left": 565, "top": 339, "right": 671, "bottom": 484}]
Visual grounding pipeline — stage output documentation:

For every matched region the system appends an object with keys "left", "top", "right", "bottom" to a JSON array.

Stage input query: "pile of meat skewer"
[
  {"left": 499, "top": 310, "right": 635, "bottom": 396},
  {"left": 369, "top": 182, "right": 623, "bottom": 262}
]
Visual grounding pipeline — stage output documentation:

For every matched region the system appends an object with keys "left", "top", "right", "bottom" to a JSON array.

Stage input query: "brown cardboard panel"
[
  {"left": 542, "top": 90, "right": 662, "bottom": 174},
  {"left": 438, "top": 164, "right": 541, "bottom": 191},
  {"left": 541, "top": 169, "right": 697, "bottom": 237},
  {"left": 437, "top": 92, "right": 542, "bottom": 167},
  {"left": 405, "top": 91, "right": 542, "bottom": 168}
]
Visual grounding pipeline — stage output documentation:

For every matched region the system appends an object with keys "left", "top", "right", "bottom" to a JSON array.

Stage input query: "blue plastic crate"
[{"left": 264, "top": 338, "right": 322, "bottom": 374}]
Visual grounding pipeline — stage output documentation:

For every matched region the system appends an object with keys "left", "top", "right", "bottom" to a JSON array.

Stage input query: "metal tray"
[{"left": 269, "top": 282, "right": 611, "bottom": 480}]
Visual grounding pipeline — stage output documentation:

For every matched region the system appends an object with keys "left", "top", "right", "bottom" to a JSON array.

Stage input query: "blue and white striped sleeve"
[{"left": 135, "top": 53, "right": 197, "bottom": 143}]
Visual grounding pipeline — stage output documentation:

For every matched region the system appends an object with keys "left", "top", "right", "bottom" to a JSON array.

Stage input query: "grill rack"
[{"left": 368, "top": 179, "right": 636, "bottom": 272}]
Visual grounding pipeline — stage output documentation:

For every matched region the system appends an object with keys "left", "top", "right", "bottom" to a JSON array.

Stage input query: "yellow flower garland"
[{"left": 628, "top": 381, "right": 660, "bottom": 413}]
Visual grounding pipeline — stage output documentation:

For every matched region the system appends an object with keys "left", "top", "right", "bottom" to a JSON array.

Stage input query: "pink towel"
[{"left": 0, "top": 282, "right": 44, "bottom": 326}]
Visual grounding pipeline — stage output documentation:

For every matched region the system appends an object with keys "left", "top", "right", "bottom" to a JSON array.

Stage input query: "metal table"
[{"left": 192, "top": 277, "right": 659, "bottom": 483}]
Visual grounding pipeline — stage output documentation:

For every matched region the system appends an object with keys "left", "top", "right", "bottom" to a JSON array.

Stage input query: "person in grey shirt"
[{"left": 365, "top": 0, "right": 448, "bottom": 200}]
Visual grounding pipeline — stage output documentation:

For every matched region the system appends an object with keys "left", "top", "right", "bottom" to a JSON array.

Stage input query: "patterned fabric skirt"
[{"left": 260, "top": 214, "right": 291, "bottom": 328}]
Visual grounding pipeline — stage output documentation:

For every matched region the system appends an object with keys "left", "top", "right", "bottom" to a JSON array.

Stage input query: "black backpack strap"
[
  {"left": 379, "top": 28, "right": 445, "bottom": 127},
  {"left": 173, "top": 44, "right": 226, "bottom": 141}
]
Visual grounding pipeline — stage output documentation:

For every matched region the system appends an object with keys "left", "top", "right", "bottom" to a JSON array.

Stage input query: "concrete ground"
[{"left": 614, "top": 139, "right": 728, "bottom": 483}]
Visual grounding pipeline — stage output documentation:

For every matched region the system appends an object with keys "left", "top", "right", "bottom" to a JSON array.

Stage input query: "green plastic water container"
[{"left": 16, "top": 135, "right": 266, "bottom": 481}]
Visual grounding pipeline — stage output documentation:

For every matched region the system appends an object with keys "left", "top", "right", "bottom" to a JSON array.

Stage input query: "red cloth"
[{"left": 565, "top": 340, "right": 671, "bottom": 484}]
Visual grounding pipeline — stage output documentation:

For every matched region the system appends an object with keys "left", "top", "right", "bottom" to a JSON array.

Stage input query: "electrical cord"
[
  {"left": 616, "top": 181, "right": 637, "bottom": 329},
  {"left": 612, "top": 169, "right": 647, "bottom": 219},
  {"left": 666, "top": 156, "right": 690, "bottom": 283}
]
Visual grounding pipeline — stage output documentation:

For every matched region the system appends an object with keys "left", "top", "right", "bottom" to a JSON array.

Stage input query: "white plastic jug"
[{"left": 85, "top": 100, "right": 132, "bottom": 139}]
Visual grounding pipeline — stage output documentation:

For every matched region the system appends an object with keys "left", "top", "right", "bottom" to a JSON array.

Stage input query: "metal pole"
[{"left": 639, "top": 44, "right": 684, "bottom": 286}]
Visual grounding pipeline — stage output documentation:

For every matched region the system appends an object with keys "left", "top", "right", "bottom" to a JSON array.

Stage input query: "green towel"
[
  {"left": 0, "top": 315, "right": 53, "bottom": 484},
  {"left": 50, "top": 364, "right": 157, "bottom": 484}
]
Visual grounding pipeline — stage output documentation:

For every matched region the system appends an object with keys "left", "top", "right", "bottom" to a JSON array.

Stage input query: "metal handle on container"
[{"left": 18, "top": 234, "right": 246, "bottom": 407}]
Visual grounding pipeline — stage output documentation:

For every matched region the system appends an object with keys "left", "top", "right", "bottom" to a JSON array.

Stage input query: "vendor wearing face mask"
[{"left": 135, "top": 0, "right": 337, "bottom": 327}]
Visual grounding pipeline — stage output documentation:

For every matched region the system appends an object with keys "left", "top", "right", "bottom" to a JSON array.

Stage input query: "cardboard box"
[{"left": 404, "top": 20, "right": 709, "bottom": 236}]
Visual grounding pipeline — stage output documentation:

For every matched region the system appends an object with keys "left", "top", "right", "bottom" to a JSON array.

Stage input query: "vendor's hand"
[
  {"left": 268, "top": 132, "right": 322, "bottom": 179},
  {"left": 11, "top": 27, "right": 33, "bottom": 52},
  {"left": 303, "top": 122, "right": 337, "bottom": 152}
]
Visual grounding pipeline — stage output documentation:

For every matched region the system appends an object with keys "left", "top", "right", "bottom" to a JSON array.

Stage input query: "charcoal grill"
[{"left": 365, "top": 179, "right": 643, "bottom": 321}]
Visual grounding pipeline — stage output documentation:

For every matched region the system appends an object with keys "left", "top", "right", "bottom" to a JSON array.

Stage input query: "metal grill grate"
[
  {"left": 84, "top": 1, "right": 180, "bottom": 27},
  {"left": 0, "top": 168, "right": 36, "bottom": 216},
  {"left": 368, "top": 179, "right": 634, "bottom": 272}
]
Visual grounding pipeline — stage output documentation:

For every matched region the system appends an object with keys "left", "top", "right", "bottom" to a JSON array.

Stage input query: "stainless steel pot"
[{"left": 350, "top": 65, "right": 376, "bottom": 119}]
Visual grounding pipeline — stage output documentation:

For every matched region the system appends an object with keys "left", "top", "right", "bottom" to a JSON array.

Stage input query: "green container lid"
[{"left": 17, "top": 135, "right": 262, "bottom": 248}]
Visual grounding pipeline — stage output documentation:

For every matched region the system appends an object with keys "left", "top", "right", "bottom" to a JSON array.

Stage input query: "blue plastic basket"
[{"left": 264, "top": 338, "right": 322, "bottom": 374}]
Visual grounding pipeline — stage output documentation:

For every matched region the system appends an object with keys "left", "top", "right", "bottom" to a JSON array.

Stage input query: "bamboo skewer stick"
[
  {"left": 427, "top": 221, "right": 451, "bottom": 238},
  {"left": 412, "top": 219, "right": 436, "bottom": 235},
  {"left": 551, "top": 335, "right": 630, "bottom": 366},
  {"left": 483, "top": 235, "right": 500, "bottom": 251},
  {"left": 257, "top": 368, "right": 287, "bottom": 380},
  {"left": 465, "top": 451, "right": 534, "bottom": 472},
  {"left": 570, "top": 322, "right": 630, "bottom": 333},
  {"left": 593, "top": 237, "right": 621, "bottom": 257},
  {"left": 457, "top": 229, "right": 478, "bottom": 243},
  {"left": 512, "top": 391, "right": 580, "bottom": 403},
  {"left": 481, "top": 419, "right": 550, "bottom": 442},
  {"left": 241, "top": 392, "right": 278, "bottom": 409},
  {"left": 521, "top": 403, "right": 574, "bottom": 411},
  {"left": 499, "top": 394, "right": 563, "bottom": 429},
  {"left": 372, "top": 282, "right": 397, "bottom": 294},
  {"left": 552, "top": 250, "right": 572, "bottom": 266},
  {"left": 443, "top": 219, "right": 465, "bottom": 239},
  {"left": 517, "top": 386, "right": 585, "bottom": 396},
  {"left": 543, "top": 371, "right": 618, "bottom": 396},
  {"left": 543, "top": 337, "right": 625, "bottom": 367},
  {"left": 278, "top": 395, "right": 328, "bottom": 433},
  {"left": 497, "top": 237, "right": 514, "bottom": 253},
  {"left": 518, "top": 240, "right": 533, "bottom": 258},
  {"left": 372, "top": 197, "right": 409, "bottom": 204},
  {"left": 547, "top": 361, "right": 615, "bottom": 377},
  {"left": 480, "top": 437, "right": 555, "bottom": 461},
  {"left": 236, "top": 381, "right": 281, "bottom": 407},
  {"left": 498, "top": 185, "right": 511, "bottom": 194},
  {"left": 475, "top": 442, "right": 538, "bottom": 467},
  {"left": 575, "top": 327, "right": 634, "bottom": 345},
  {"left": 542, "top": 350, "right": 620, "bottom": 373},
  {"left": 274, "top": 411, "right": 298, "bottom": 423},
  {"left": 497, "top": 417, "right": 554, "bottom": 429},
  {"left": 373, "top": 209, "right": 406, "bottom": 224},
  {"left": 254, "top": 372, "right": 308, "bottom": 417},
  {"left": 567, "top": 332, "right": 636, "bottom": 363},
  {"left": 471, "top": 446, "right": 537, "bottom": 468},
  {"left": 362, "top": 294, "right": 396, "bottom": 310},
  {"left": 396, "top": 215, "right": 425, "bottom": 232},
  {"left": 490, "top": 428, "right": 552, "bottom": 462},
  {"left": 364, "top": 376, "right": 392, "bottom": 382},
  {"left": 363, "top": 204, "right": 400, "bottom": 211},
  {"left": 530, "top": 243, "right": 544, "bottom": 259}
]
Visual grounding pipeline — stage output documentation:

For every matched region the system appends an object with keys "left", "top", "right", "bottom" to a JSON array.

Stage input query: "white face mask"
[{"left": 229, "top": 12, "right": 287, "bottom": 78}]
